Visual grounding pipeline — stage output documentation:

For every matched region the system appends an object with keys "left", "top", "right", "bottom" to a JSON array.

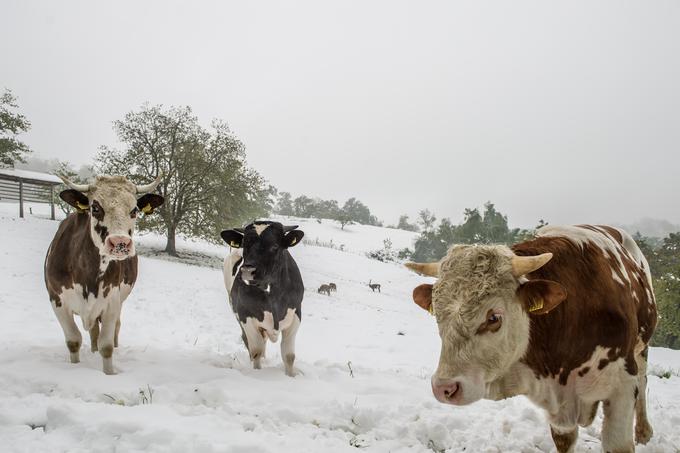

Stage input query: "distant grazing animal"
[
  {"left": 368, "top": 280, "right": 381, "bottom": 293},
  {"left": 318, "top": 284, "right": 331, "bottom": 296},
  {"left": 406, "top": 225, "right": 657, "bottom": 453},
  {"left": 44, "top": 175, "right": 164, "bottom": 375},
  {"left": 328, "top": 282, "right": 337, "bottom": 292},
  {"left": 221, "top": 221, "right": 305, "bottom": 376}
]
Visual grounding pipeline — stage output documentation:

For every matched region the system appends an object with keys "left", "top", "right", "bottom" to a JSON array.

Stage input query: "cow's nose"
[
  {"left": 431, "top": 378, "right": 461, "bottom": 405},
  {"left": 106, "top": 235, "right": 133, "bottom": 255}
]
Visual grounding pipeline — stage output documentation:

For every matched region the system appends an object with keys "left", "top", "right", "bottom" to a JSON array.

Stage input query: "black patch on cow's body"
[
  {"left": 229, "top": 222, "right": 304, "bottom": 336},
  {"left": 44, "top": 212, "right": 138, "bottom": 305},
  {"left": 91, "top": 200, "right": 105, "bottom": 221},
  {"left": 578, "top": 367, "right": 590, "bottom": 377},
  {"left": 634, "top": 386, "right": 639, "bottom": 400}
]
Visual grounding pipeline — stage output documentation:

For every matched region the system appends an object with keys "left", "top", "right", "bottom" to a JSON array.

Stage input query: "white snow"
[{"left": 1, "top": 210, "right": 679, "bottom": 452}]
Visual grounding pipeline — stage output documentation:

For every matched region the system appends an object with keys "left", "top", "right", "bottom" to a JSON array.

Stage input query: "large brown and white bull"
[
  {"left": 406, "top": 225, "right": 657, "bottom": 453},
  {"left": 44, "top": 175, "right": 164, "bottom": 374}
]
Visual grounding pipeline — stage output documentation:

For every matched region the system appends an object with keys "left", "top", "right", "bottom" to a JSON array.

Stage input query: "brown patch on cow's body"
[
  {"left": 44, "top": 212, "right": 138, "bottom": 304},
  {"left": 578, "top": 366, "right": 590, "bottom": 377},
  {"left": 512, "top": 225, "right": 656, "bottom": 385},
  {"left": 551, "top": 427, "right": 578, "bottom": 453}
]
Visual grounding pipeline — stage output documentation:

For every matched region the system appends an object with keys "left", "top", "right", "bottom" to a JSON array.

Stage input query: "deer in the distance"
[{"left": 368, "top": 280, "right": 381, "bottom": 293}]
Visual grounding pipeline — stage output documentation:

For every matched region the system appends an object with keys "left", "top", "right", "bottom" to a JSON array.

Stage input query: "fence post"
[
  {"left": 19, "top": 180, "right": 24, "bottom": 218},
  {"left": 50, "top": 186, "right": 56, "bottom": 220}
]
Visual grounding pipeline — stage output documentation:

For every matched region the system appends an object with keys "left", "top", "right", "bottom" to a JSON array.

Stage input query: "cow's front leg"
[
  {"left": 89, "top": 321, "right": 100, "bottom": 352},
  {"left": 98, "top": 300, "right": 122, "bottom": 375},
  {"left": 53, "top": 305, "right": 82, "bottom": 363},
  {"left": 550, "top": 426, "right": 578, "bottom": 453},
  {"left": 114, "top": 318, "right": 121, "bottom": 348},
  {"left": 242, "top": 318, "right": 265, "bottom": 370},
  {"left": 602, "top": 383, "right": 636, "bottom": 453},
  {"left": 281, "top": 314, "right": 300, "bottom": 377}
]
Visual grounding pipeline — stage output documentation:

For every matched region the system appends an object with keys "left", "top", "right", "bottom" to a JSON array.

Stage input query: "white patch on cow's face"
[
  {"left": 254, "top": 224, "right": 270, "bottom": 236},
  {"left": 85, "top": 176, "right": 139, "bottom": 260},
  {"left": 430, "top": 245, "right": 531, "bottom": 406}
]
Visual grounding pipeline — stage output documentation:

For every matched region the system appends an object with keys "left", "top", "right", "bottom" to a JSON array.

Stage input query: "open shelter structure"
[{"left": 0, "top": 168, "right": 62, "bottom": 220}]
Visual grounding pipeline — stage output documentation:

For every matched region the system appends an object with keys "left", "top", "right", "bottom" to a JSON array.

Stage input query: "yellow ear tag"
[
  {"left": 230, "top": 241, "right": 240, "bottom": 248},
  {"left": 141, "top": 203, "right": 153, "bottom": 214},
  {"left": 76, "top": 201, "right": 89, "bottom": 212},
  {"left": 290, "top": 237, "right": 297, "bottom": 245},
  {"left": 529, "top": 298, "right": 544, "bottom": 313},
  {"left": 428, "top": 303, "right": 434, "bottom": 315}
]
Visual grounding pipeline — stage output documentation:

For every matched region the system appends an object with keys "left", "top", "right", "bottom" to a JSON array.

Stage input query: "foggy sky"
[{"left": 2, "top": 0, "right": 679, "bottom": 227}]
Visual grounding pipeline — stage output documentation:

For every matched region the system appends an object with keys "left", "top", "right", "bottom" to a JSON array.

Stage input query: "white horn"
[
  {"left": 405, "top": 261, "right": 440, "bottom": 277},
  {"left": 58, "top": 175, "right": 90, "bottom": 192},
  {"left": 135, "top": 173, "right": 162, "bottom": 194},
  {"left": 511, "top": 253, "right": 553, "bottom": 277}
]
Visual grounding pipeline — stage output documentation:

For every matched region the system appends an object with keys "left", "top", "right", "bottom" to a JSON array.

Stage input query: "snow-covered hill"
[{"left": 1, "top": 209, "right": 679, "bottom": 452}]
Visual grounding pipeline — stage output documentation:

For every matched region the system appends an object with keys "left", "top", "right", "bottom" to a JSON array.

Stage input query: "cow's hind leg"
[
  {"left": 53, "top": 306, "right": 82, "bottom": 363},
  {"left": 89, "top": 321, "right": 100, "bottom": 352},
  {"left": 550, "top": 426, "right": 578, "bottom": 453},
  {"left": 281, "top": 314, "right": 300, "bottom": 377},
  {"left": 634, "top": 346, "right": 653, "bottom": 444},
  {"left": 602, "top": 381, "right": 636, "bottom": 453}
]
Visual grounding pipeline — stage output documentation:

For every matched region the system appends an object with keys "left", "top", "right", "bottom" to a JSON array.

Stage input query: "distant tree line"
[
  {"left": 636, "top": 232, "right": 680, "bottom": 349},
  {"left": 408, "top": 202, "right": 537, "bottom": 262},
  {"left": 274, "top": 192, "right": 382, "bottom": 229}
]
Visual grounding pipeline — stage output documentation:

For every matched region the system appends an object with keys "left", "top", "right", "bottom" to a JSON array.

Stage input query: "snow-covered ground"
[{"left": 1, "top": 207, "right": 679, "bottom": 452}]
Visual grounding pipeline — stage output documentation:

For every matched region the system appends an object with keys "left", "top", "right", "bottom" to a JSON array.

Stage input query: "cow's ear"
[
  {"left": 516, "top": 279, "right": 567, "bottom": 315},
  {"left": 284, "top": 230, "right": 304, "bottom": 248},
  {"left": 413, "top": 284, "right": 434, "bottom": 314},
  {"left": 137, "top": 194, "right": 164, "bottom": 215},
  {"left": 221, "top": 229, "right": 244, "bottom": 248},
  {"left": 60, "top": 190, "right": 89, "bottom": 212}
]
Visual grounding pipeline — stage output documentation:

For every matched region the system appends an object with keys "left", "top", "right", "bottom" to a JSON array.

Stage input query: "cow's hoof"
[
  {"left": 91, "top": 344, "right": 98, "bottom": 353},
  {"left": 285, "top": 367, "right": 297, "bottom": 377},
  {"left": 636, "top": 421, "right": 653, "bottom": 444},
  {"left": 69, "top": 352, "right": 80, "bottom": 364},
  {"left": 253, "top": 359, "right": 262, "bottom": 370}
]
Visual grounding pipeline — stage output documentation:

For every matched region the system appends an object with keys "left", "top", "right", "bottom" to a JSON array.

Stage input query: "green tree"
[
  {"left": 0, "top": 89, "right": 31, "bottom": 167},
  {"left": 276, "top": 192, "right": 294, "bottom": 216},
  {"left": 97, "top": 104, "right": 272, "bottom": 256},
  {"left": 397, "top": 214, "right": 419, "bottom": 232},
  {"left": 418, "top": 209, "right": 437, "bottom": 232}
]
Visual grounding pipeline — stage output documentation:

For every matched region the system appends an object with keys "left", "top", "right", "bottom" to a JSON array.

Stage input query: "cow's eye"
[
  {"left": 488, "top": 314, "right": 501, "bottom": 324},
  {"left": 130, "top": 207, "right": 139, "bottom": 218},
  {"left": 91, "top": 205, "right": 100, "bottom": 213}
]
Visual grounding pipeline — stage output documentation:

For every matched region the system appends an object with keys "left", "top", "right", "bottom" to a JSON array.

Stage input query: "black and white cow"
[
  {"left": 45, "top": 175, "right": 164, "bottom": 374},
  {"left": 221, "top": 221, "right": 304, "bottom": 376}
]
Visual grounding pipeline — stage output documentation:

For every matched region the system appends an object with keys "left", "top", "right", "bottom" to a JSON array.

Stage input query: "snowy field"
[{"left": 1, "top": 205, "right": 679, "bottom": 452}]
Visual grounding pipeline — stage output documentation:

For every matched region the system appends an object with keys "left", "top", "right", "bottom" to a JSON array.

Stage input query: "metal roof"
[{"left": 0, "top": 168, "right": 63, "bottom": 185}]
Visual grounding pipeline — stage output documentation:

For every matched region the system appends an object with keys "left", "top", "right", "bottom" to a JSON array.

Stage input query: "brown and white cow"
[
  {"left": 406, "top": 225, "right": 657, "bottom": 453},
  {"left": 44, "top": 175, "right": 164, "bottom": 374}
]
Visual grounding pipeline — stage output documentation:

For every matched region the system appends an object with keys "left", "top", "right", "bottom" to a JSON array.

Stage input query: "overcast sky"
[{"left": 2, "top": 0, "right": 679, "bottom": 227}]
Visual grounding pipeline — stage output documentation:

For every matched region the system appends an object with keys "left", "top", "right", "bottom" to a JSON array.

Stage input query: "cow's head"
[
  {"left": 220, "top": 221, "right": 304, "bottom": 290},
  {"left": 59, "top": 175, "right": 164, "bottom": 260},
  {"left": 406, "top": 245, "right": 567, "bottom": 406}
]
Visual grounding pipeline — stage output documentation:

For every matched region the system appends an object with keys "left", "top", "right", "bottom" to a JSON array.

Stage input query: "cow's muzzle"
[
  {"left": 240, "top": 265, "right": 256, "bottom": 284},
  {"left": 431, "top": 377, "right": 463, "bottom": 405},
  {"left": 106, "top": 235, "right": 134, "bottom": 258}
]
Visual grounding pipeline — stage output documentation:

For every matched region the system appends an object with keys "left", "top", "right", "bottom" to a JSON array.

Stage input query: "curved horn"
[
  {"left": 405, "top": 261, "right": 440, "bottom": 277},
  {"left": 511, "top": 253, "right": 553, "bottom": 277},
  {"left": 58, "top": 175, "right": 90, "bottom": 192},
  {"left": 283, "top": 225, "right": 299, "bottom": 232},
  {"left": 135, "top": 173, "right": 162, "bottom": 194}
]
